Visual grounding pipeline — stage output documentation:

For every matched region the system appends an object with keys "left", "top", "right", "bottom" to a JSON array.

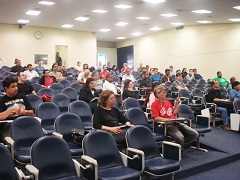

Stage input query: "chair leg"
[{"left": 190, "top": 135, "right": 208, "bottom": 152}]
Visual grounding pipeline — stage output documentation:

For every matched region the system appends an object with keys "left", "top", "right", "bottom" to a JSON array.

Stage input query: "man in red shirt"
[
  {"left": 151, "top": 85, "right": 198, "bottom": 148},
  {"left": 100, "top": 65, "right": 110, "bottom": 80},
  {"left": 121, "top": 63, "right": 130, "bottom": 73},
  {"left": 39, "top": 69, "right": 57, "bottom": 88}
]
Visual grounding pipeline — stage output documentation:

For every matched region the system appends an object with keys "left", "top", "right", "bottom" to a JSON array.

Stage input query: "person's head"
[
  {"left": 126, "top": 68, "right": 131, "bottom": 75},
  {"left": 139, "top": 63, "right": 143, "bottom": 67},
  {"left": 211, "top": 80, "right": 220, "bottom": 89},
  {"left": 153, "top": 68, "right": 158, "bottom": 75},
  {"left": 77, "top": 61, "right": 81, "bottom": 66},
  {"left": 146, "top": 65, "right": 149, "bottom": 70},
  {"left": 60, "top": 64, "right": 66, "bottom": 71},
  {"left": 27, "top": 64, "right": 33, "bottom": 71},
  {"left": 38, "top": 60, "right": 42, "bottom": 66},
  {"left": 169, "top": 66, "right": 173, "bottom": 71},
  {"left": 176, "top": 69, "right": 181, "bottom": 74},
  {"left": 84, "top": 69, "right": 90, "bottom": 77},
  {"left": 182, "top": 68, "right": 187, "bottom": 72},
  {"left": 107, "top": 62, "right": 111, "bottom": 67},
  {"left": 85, "top": 78, "right": 95, "bottom": 89},
  {"left": 43, "top": 69, "right": 50, "bottom": 78},
  {"left": 165, "top": 69, "right": 170, "bottom": 76},
  {"left": 143, "top": 70, "right": 150, "bottom": 79},
  {"left": 112, "top": 65, "right": 117, "bottom": 71},
  {"left": 56, "top": 52, "right": 59, "bottom": 57},
  {"left": 141, "top": 67, "right": 146, "bottom": 72},
  {"left": 189, "top": 69, "right": 193, "bottom": 75},
  {"left": 123, "top": 79, "right": 133, "bottom": 90},
  {"left": 151, "top": 82, "right": 161, "bottom": 91},
  {"left": 217, "top": 71, "right": 222, "bottom": 78},
  {"left": 193, "top": 68, "right": 197, "bottom": 74},
  {"left": 106, "top": 74, "right": 113, "bottom": 83},
  {"left": 14, "top": 59, "right": 18, "bottom": 65},
  {"left": 149, "top": 68, "right": 154, "bottom": 73},
  {"left": 102, "top": 65, "right": 107, "bottom": 71},
  {"left": 230, "top": 77, "right": 236, "bottom": 83},
  {"left": 176, "top": 72, "right": 183, "bottom": 81},
  {"left": 16, "top": 59, "right": 21, "bottom": 66},
  {"left": 52, "top": 63, "right": 58, "bottom": 71},
  {"left": 232, "top": 81, "right": 240, "bottom": 90},
  {"left": 98, "top": 90, "right": 115, "bottom": 107},
  {"left": 83, "top": 63, "right": 89, "bottom": 70},
  {"left": 3, "top": 77, "right": 18, "bottom": 97},
  {"left": 154, "top": 85, "right": 167, "bottom": 100},
  {"left": 91, "top": 71, "right": 99, "bottom": 80},
  {"left": 17, "top": 71, "right": 26, "bottom": 83}
]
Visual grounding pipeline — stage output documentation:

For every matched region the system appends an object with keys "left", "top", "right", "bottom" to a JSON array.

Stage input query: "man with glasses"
[{"left": 50, "top": 63, "right": 65, "bottom": 82}]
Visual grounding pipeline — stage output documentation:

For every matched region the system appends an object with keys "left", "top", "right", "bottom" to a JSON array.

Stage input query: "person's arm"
[
  {"left": 114, "top": 107, "right": 130, "bottom": 125},
  {"left": 229, "top": 90, "right": 236, "bottom": 101},
  {"left": 0, "top": 105, "right": 20, "bottom": 121},
  {"left": 29, "top": 84, "right": 36, "bottom": 95},
  {"left": 173, "top": 98, "right": 180, "bottom": 115},
  {"left": 22, "top": 95, "right": 34, "bottom": 116},
  {"left": 77, "top": 73, "right": 85, "bottom": 84}
]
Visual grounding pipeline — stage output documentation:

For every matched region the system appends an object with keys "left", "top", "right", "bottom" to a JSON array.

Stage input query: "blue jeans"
[{"left": 216, "top": 107, "right": 229, "bottom": 126}]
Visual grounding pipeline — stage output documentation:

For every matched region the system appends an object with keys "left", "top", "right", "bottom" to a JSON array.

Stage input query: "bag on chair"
[{"left": 71, "top": 128, "right": 89, "bottom": 144}]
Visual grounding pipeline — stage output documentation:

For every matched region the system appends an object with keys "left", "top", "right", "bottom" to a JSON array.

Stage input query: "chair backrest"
[
  {"left": 125, "top": 107, "right": 149, "bottom": 127},
  {"left": 178, "top": 89, "right": 191, "bottom": 99},
  {"left": 122, "top": 98, "right": 141, "bottom": 110},
  {"left": 204, "top": 87, "right": 212, "bottom": 95},
  {"left": 62, "top": 87, "right": 78, "bottom": 102},
  {"left": 51, "top": 93, "right": 70, "bottom": 113},
  {"left": 126, "top": 125, "right": 160, "bottom": 159},
  {"left": 164, "top": 81, "right": 172, "bottom": 90},
  {"left": 112, "top": 76, "right": 121, "bottom": 84},
  {"left": 185, "top": 84, "right": 193, "bottom": 92},
  {"left": 70, "top": 83, "right": 82, "bottom": 94},
  {"left": 0, "top": 144, "right": 18, "bottom": 180},
  {"left": 49, "top": 83, "right": 64, "bottom": 94},
  {"left": 37, "top": 88, "right": 55, "bottom": 97},
  {"left": 177, "top": 104, "right": 195, "bottom": 122},
  {"left": 55, "top": 112, "right": 84, "bottom": 143},
  {"left": 65, "top": 76, "right": 76, "bottom": 84},
  {"left": 195, "top": 84, "right": 204, "bottom": 92},
  {"left": 59, "top": 79, "right": 70, "bottom": 88},
  {"left": 30, "top": 136, "right": 78, "bottom": 180},
  {"left": 26, "top": 94, "right": 43, "bottom": 113},
  {"left": 10, "top": 116, "right": 44, "bottom": 151},
  {"left": 31, "top": 83, "right": 42, "bottom": 93},
  {"left": 233, "top": 99, "right": 240, "bottom": 113},
  {"left": 83, "top": 130, "right": 123, "bottom": 169},
  {"left": 182, "top": 79, "right": 188, "bottom": 84},
  {"left": 192, "top": 88, "right": 203, "bottom": 97},
  {"left": 31, "top": 77, "right": 40, "bottom": 84}
]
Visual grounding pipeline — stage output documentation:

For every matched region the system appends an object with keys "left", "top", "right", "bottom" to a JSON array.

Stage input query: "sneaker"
[{"left": 224, "top": 126, "right": 231, "bottom": 131}]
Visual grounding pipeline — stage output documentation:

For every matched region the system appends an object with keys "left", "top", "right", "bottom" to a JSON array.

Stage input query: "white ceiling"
[{"left": 1, "top": 0, "right": 240, "bottom": 42}]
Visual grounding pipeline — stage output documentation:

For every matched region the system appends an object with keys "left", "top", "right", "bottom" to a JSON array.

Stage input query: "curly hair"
[{"left": 98, "top": 90, "right": 114, "bottom": 107}]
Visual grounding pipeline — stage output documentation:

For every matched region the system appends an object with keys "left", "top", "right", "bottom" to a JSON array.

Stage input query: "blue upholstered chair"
[
  {"left": 49, "top": 83, "right": 64, "bottom": 94},
  {"left": 26, "top": 94, "right": 43, "bottom": 114},
  {"left": 37, "top": 88, "right": 55, "bottom": 97},
  {"left": 70, "top": 82, "right": 82, "bottom": 94},
  {"left": 59, "top": 79, "right": 70, "bottom": 88},
  {"left": 51, "top": 93, "right": 70, "bottom": 113},
  {"left": 62, "top": 87, "right": 78, "bottom": 102},
  {"left": 31, "top": 83, "right": 42, "bottom": 93}
]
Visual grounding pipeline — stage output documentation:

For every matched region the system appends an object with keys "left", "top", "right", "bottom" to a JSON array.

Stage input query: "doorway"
[{"left": 55, "top": 45, "right": 68, "bottom": 66}]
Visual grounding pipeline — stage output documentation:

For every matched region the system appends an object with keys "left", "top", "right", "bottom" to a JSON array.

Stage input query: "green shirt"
[{"left": 212, "top": 77, "right": 228, "bottom": 87}]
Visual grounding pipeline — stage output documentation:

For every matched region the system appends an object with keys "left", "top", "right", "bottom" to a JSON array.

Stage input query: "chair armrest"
[
  {"left": 146, "top": 108, "right": 151, "bottom": 113},
  {"left": 126, "top": 148, "right": 144, "bottom": 172},
  {"left": 15, "top": 167, "right": 27, "bottom": 180},
  {"left": 179, "top": 97, "right": 189, "bottom": 105},
  {"left": 162, "top": 141, "right": 181, "bottom": 161},
  {"left": 206, "top": 103, "right": 216, "bottom": 113},
  {"left": 52, "top": 132, "right": 63, "bottom": 138},
  {"left": 81, "top": 155, "right": 98, "bottom": 180},
  {"left": 196, "top": 115, "right": 210, "bottom": 127},
  {"left": 25, "top": 165, "right": 39, "bottom": 180},
  {"left": 237, "top": 110, "right": 240, "bottom": 114},
  {"left": 4, "top": 137, "right": 14, "bottom": 159},
  {"left": 73, "top": 159, "right": 81, "bottom": 177},
  {"left": 193, "top": 96, "right": 203, "bottom": 104},
  {"left": 34, "top": 117, "right": 41, "bottom": 123}
]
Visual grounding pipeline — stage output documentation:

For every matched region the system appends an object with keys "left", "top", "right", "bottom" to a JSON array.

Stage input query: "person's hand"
[
  {"left": 175, "top": 98, "right": 180, "bottom": 106},
  {"left": 110, "top": 127, "right": 122, "bottom": 134},
  {"left": 125, "top": 122, "right": 131, "bottom": 126}
]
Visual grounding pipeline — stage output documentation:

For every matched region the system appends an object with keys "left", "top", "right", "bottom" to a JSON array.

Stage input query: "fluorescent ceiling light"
[
  {"left": 143, "top": 0, "right": 166, "bottom": 3},
  {"left": 171, "top": 22, "right": 184, "bottom": 26},
  {"left": 75, "top": 17, "right": 89, "bottom": 21},
  {"left": 233, "top": 6, "right": 240, "bottom": 10},
  {"left": 160, "top": 13, "right": 177, "bottom": 17},
  {"left": 26, "top": 10, "right": 41, "bottom": 16},
  {"left": 196, "top": 20, "right": 212, "bottom": 23},
  {"left": 61, "top": 24, "right": 73, "bottom": 28},
  {"left": 136, "top": 17, "right": 150, "bottom": 20},
  {"left": 115, "top": 22, "right": 128, "bottom": 26},
  {"left": 191, "top": 10, "right": 212, "bottom": 14},
  {"left": 149, "top": 27, "right": 162, "bottom": 31},
  {"left": 99, "top": 28, "right": 111, "bottom": 32},
  {"left": 17, "top": 19, "right": 29, "bottom": 24},
  {"left": 131, "top": 32, "right": 142, "bottom": 36},
  {"left": 116, "top": 37, "right": 126, "bottom": 39},
  {"left": 229, "top": 18, "right": 240, "bottom": 22},
  {"left": 38, "top": 1, "right": 55, "bottom": 5},
  {"left": 92, "top": 9, "right": 108, "bottom": 13},
  {"left": 114, "top": 5, "right": 132, "bottom": 9}
]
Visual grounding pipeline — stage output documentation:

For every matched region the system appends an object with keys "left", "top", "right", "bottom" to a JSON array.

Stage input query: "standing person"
[
  {"left": 17, "top": 72, "right": 36, "bottom": 95},
  {"left": 171, "top": 73, "right": 188, "bottom": 92},
  {"left": 50, "top": 63, "right": 65, "bottom": 82},
  {"left": 34, "top": 60, "right": 45, "bottom": 74},
  {"left": 161, "top": 69, "right": 173, "bottom": 83},
  {"left": 77, "top": 69, "right": 91, "bottom": 84},
  {"left": 100, "top": 65, "right": 110, "bottom": 80},
  {"left": 78, "top": 78, "right": 99, "bottom": 113},
  {"left": 75, "top": 61, "right": 82, "bottom": 72},
  {"left": 55, "top": 52, "right": 62, "bottom": 66},
  {"left": 181, "top": 68, "right": 188, "bottom": 79},
  {"left": 10, "top": 59, "right": 25, "bottom": 74},
  {"left": 110, "top": 65, "right": 120, "bottom": 76},
  {"left": 122, "top": 80, "right": 139, "bottom": 100},
  {"left": 150, "top": 68, "right": 161, "bottom": 83},
  {"left": 212, "top": 71, "right": 228, "bottom": 87},
  {"left": 151, "top": 85, "right": 198, "bottom": 148},
  {"left": 122, "top": 68, "right": 135, "bottom": 82},
  {"left": 92, "top": 71, "right": 103, "bottom": 93},
  {"left": 24, "top": 64, "right": 39, "bottom": 81},
  {"left": 39, "top": 69, "right": 57, "bottom": 88},
  {"left": 185, "top": 69, "right": 195, "bottom": 81},
  {"left": 93, "top": 90, "right": 132, "bottom": 144}
]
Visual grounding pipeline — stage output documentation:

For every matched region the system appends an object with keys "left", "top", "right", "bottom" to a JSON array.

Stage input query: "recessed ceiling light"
[
  {"left": 38, "top": 1, "right": 55, "bottom": 5},
  {"left": 26, "top": 10, "right": 41, "bottom": 16},
  {"left": 116, "top": 37, "right": 126, "bottom": 39},
  {"left": 149, "top": 27, "right": 162, "bottom": 31},
  {"left": 233, "top": 6, "right": 240, "bottom": 10},
  {"left": 160, "top": 13, "right": 177, "bottom": 17},
  {"left": 191, "top": 10, "right": 212, "bottom": 14},
  {"left": 115, "top": 22, "right": 128, "bottom": 26},
  {"left": 136, "top": 17, "right": 150, "bottom": 20},
  {"left": 131, "top": 32, "right": 142, "bottom": 36},
  {"left": 92, "top": 9, "right": 108, "bottom": 13},
  {"left": 17, "top": 19, "right": 29, "bottom": 24},
  {"left": 196, "top": 20, "right": 212, "bottom": 23},
  {"left": 75, "top": 17, "right": 89, "bottom": 21},
  {"left": 99, "top": 28, "right": 111, "bottom": 32},
  {"left": 114, "top": 5, "right": 132, "bottom": 9},
  {"left": 229, "top": 18, "right": 240, "bottom": 22},
  {"left": 143, "top": 0, "right": 166, "bottom": 3},
  {"left": 171, "top": 22, "right": 184, "bottom": 26},
  {"left": 61, "top": 24, "right": 73, "bottom": 28}
]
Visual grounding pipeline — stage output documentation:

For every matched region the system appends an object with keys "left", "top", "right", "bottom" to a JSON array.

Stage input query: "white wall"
[
  {"left": 115, "top": 23, "right": 240, "bottom": 80},
  {"left": 0, "top": 24, "right": 96, "bottom": 68},
  {"left": 97, "top": 47, "right": 117, "bottom": 66}
]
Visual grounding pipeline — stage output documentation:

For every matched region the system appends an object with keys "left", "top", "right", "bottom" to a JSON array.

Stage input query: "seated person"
[
  {"left": 0, "top": 77, "right": 34, "bottom": 141},
  {"left": 122, "top": 80, "right": 139, "bottom": 100},
  {"left": 185, "top": 69, "right": 195, "bottom": 81},
  {"left": 92, "top": 71, "right": 103, "bottom": 93},
  {"left": 207, "top": 80, "right": 231, "bottom": 130},
  {"left": 77, "top": 69, "right": 91, "bottom": 84},
  {"left": 93, "top": 90, "right": 132, "bottom": 144},
  {"left": 193, "top": 68, "right": 203, "bottom": 80},
  {"left": 50, "top": 63, "right": 65, "bottom": 82},
  {"left": 24, "top": 64, "right": 39, "bottom": 81},
  {"left": 58, "top": 64, "right": 68, "bottom": 77},
  {"left": 171, "top": 73, "right": 188, "bottom": 92},
  {"left": 150, "top": 68, "right": 161, "bottom": 83},
  {"left": 144, "top": 82, "right": 160, "bottom": 109},
  {"left": 161, "top": 69, "right": 173, "bottom": 84},
  {"left": 79, "top": 78, "right": 99, "bottom": 113},
  {"left": 229, "top": 81, "right": 240, "bottom": 102},
  {"left": 139, "top": 71, "right": 152, "bottom": 88},
  {"left": 103, "top": 74, "right": 121, "bottom": 95},
  {"left": 17, "top": 72, "right": 36, "bottom": 95},
  {"left": 227, "top": 76, "right": 237, "bottom": 92},
  {"left": 39, "top": 69, "right": 57, "bottom": 88},
  {"left": 151, "top": 85, "right": 198, "bottom": 148},
  {"left": 10, "top": 59, "right": 25, "bottom": 74},
  {"left": 212, "top": 71, "right": 228, "bottom": 87},
  {"left": 122, "top": 68, "right": 135, "bottom": 82},
  {"left": 99, "top": 65, "right": 110, "bottom": 80}
]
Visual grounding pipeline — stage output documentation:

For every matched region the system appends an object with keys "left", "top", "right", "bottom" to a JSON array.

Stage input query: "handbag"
[{"left": 71, "top": 128, "right": 89, "bottom": 144}]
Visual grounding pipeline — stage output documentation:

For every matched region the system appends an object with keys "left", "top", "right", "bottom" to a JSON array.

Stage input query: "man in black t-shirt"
[
  {"left": 10, "top": 59, "right": 25, "bottom": 74},
  {"left": 17, "top": 72, "right": 36, "bottom": 95}
]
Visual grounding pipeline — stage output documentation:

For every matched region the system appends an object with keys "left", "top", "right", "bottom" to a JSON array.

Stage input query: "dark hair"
[
  {"left": 123, "top": 79, "right": 132, "bottom": 90},
  {"left": 230, "top": 77, "right": 236, "bottom": 83},
  {"left": 165, "top": 69, "right": 170, "bottom": 73},
  {"left": 98, "top": 90, "right": 114, "bottom": 107},
  {"left": 83, "top": 63, "right": 89, "bottom": 70},
  {"left": 193, "top": 68, "right": 197, "bottom": 72},
  {"left": 106, "top": 74, "right": 112, "bottom": 79},
  {"left": 153, "top": 68, "right": 158, "bottom": 71},
  {"left": 232, "top": 81, "right": 240, "bottom": 89},
  {"left": 43, "top": 69, "right": 50, "bottom": 75},
  {"left": 144, "top": 82, "right": 161, "bottom": 107},
  {"left": 91, "top": 71, "right": 98, "bottom": 77},
  {"left": 52, "top": 63, "right": 58, "bottom": 69},
  {"left": 85, "top": 78, "right": 94, "bottom": 88},
  {"left": 38, "top": 59, "right": 42, "bottom": 62},
  {"left": 189, "top": 69, "right": 193, "bottom": 72},
  {"left": 143, "top": 70, "right": 149, "bottom": 75},
  {"left": 169, "top": 65, "right": 173, "bottom": 68},
  {"left": 182, "top": 68, "right": 187, "bottom": 72},
  {"left": 176, "top": 72, "right": 182, "bottom": 77},
  {"left": 211, "top": 80, "right": 217, "bottom": 86},
  {"left": 3, "top": 77, "right": 17, "bottom": 89},
  {"left": 217, "top": 71, "right": 221, "bottom": 75},
  {"left": 27, "top": 64, "right": 32, "bottom": 67},
  {"left": 112, "top": 65, "right": 117, "bottom": 70},
  {"left": 17, "top": 71, "right": 24, "bottom": 77}
]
